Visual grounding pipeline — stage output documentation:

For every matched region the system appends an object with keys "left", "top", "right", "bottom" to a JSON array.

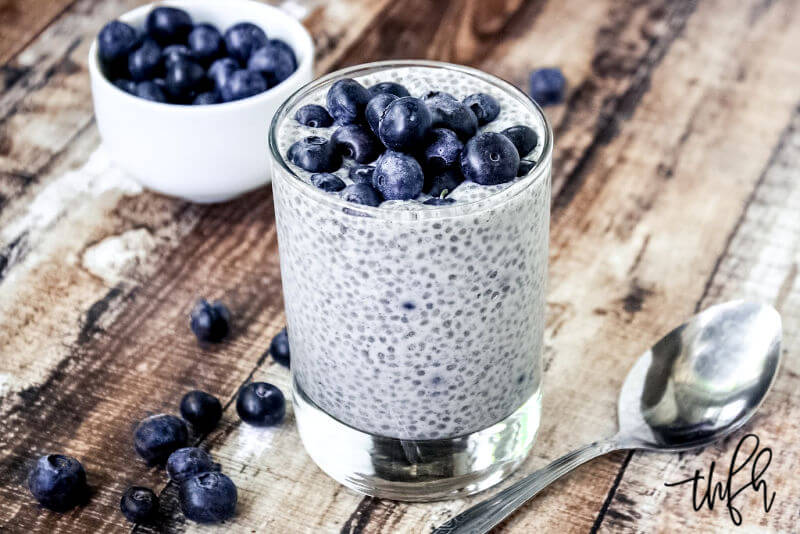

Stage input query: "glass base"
[{"left": 293, "top": 377, "right": 541, "bottom": 501}]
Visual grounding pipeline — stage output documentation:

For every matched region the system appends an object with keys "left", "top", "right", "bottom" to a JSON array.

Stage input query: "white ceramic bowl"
[{"left": 89, "top": 0, "right": 314, "bottom": 203}]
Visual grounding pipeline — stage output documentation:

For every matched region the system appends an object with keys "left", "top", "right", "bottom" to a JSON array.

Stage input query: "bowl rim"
[
  {"left": 88, "top": 0, "right": 315, "bottom": 112},
  {"left": 268, "top": 60, "right": 554, "bottom": 221}
]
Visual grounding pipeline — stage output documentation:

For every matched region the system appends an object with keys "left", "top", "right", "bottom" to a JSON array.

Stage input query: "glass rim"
[{"left": 268, "top": 59, "right": 554, "bottom": 221}]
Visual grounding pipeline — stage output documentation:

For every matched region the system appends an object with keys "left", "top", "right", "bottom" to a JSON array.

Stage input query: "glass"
[{"left": 269, "top": 60, "right": 552, "bottom": 500}]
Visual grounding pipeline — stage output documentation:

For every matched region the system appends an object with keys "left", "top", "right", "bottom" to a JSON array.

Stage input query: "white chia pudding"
[{"left": 270, "top": 62, "right": 551, "bottom": 440}]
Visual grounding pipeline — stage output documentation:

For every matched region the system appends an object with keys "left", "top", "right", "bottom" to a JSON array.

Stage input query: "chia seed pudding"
[{"left": 270, "top": 62, "right": 551, "bottom": 441}]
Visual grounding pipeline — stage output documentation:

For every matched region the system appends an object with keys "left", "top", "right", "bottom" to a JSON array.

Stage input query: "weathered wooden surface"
[{"left": 1, "top": 0, "right": 799, "bottom": 532}]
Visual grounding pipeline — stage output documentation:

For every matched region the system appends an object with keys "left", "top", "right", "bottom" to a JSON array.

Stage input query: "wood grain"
[{"left": 0, "top": 0, "right": 799, "bottom": 532}]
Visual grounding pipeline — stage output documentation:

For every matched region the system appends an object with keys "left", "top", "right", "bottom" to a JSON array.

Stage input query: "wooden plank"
[{"left": 0, "top": 0, "right": 78, "bottom": 64}]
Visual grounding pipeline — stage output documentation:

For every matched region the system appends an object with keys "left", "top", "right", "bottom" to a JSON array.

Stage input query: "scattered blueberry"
[
  {"left": 529, "top": 67, "right": 566, "bottom": 106},
  {"left": 365, "top": 93, "right": 397, "bottom": 135},
  {"left": 167, "top": 448, "right": 220, "bottom": 482},
  {"left": 193, "top": 91, "right": 220, "bottom": 105},
  {"left": 311, "top": 172, "right": 346, "bottom": 192},
  {"left": 98, "top": 21, "right": 140, "bottom": 76},
  {"left": 248, "top": 40, "right": 297, "bottom": 86},
  {"left": 501, "top": 125, "right": 538, "bottom": 157},
  {"left": 340, "top": 183, "right": 383, "bottom": 207},
  {"left": 368, "top": 82, "right": 410, "bottom": 98},
  {"left": 348, "top": 164, "right": 375, "bottom": 184},
  {"left": 224, "top": 22, "right": 268, "bottom": 64},
  {"left": 425, "top": 168, "right": 462, "bottom": 197},
  {"left": 378, "top": 97, "right": 432, "bottom": 152},
  {"left": 460, "top": 132, "right": 520, "bottom": 185},
  {"left": 128, "top": 39, "right": 163, "bottom": 82},
  {"left": 421, "top": 128, "right": 463, "bottom": 172},
  {"left": 180, "top": 390, "right": 223, "bottom": 432},
  {"left": 120, "top": 486, "right": 158, "bottom": 524},
  {"left": 331, "top": 124, "right": 382, "bottom": 164},
  {"left": 517, "top": 158, "right": 536, "bottom": 176},
  {"left": 421, "top": 90, "right": 455, "bottom": 101},
  {"left": 188, "top": 24, "right": 224, "bottom": 65},
  {"left": 162, "top": 44, "right": 195, "bottom": 69},
  {"left": 113, "top": 79, "right": 137, "bottom": 94},
  {"left": 373, "top": 151, "right": 424, "bottom": 200},
  {"left": 423, "top": 92, "right": 477, "bottom": 140},
  {"left": 190, "top": 300, "right": 231, "bottom": 343},
  {"left": 179, "top": 472, "right": 237, "bottom": 524},
  {"left": 463, "top": 93, "right": 500, "bottom": 125},
  {"left": 165, "top": 59, "right": 206, "bottom": 103},
  {"left": 28, "top": 454, "right": 87, "bottom": 512},
  {"left": 134, "top": 80, "right": 167, "bottom": 102},
  {"left": 326, "top": 78, "right": 371, "bottom": 125},
  {"left": 208, "top": 57, "right": 239, "bottom": 90},
  {"left": 423, "top": 196, "right": 456, "bottom": 206},
  {"left": 219, "top": 69, "right": 267, "bottom": 102},
  {"left": 134, "top": 414, "right": 189, "bottom": 465},
  {"left": 287, "top": 136, "right": 341, "bottom": 173},
  {"left": 295, "top": 104, "right": 333, "bottom": 128},
  {"left": 218, "top": 68, "right": 268, "bottom": 103},
  {"left": 269, "top": 327, "right": 290, "bottom": 367},
  {"left": 236, "top": 382, "right": 286, "bottom": 426},
  {"left": 146, "top": 7, "right": 193, "bottom": 45}
]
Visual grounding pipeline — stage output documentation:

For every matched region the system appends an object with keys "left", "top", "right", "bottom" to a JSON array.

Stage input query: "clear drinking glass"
[{"left": 269, "top": 60, "right": 552, "bottom": 501}]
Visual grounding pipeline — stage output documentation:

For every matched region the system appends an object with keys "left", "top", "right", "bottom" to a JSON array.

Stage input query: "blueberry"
[
  {"left": 167, "top": 447, "right": 220, "bottom": 483},
  {"left": 367, "top": 82, "right": 410, "bottom": 98},
  {"left": 134, "top": 80, "right": 167, "bottom": 103},
  {"left": 134, "top": 414, "right": 189, "bottom": 465},
  {"left": 310, "top": 172, "right": 345, "bottom": 192},
  {"left": 165, "top": 59, "right": 206, "bottom": 103},
  {"left": 340, "top": 183, "right": 383, "bottom": 207},
  {"left": 373, "top": 151, "right": 424, "bottom": 200},
  {"left": 98, "top": 21, "right": 140, "bottom": 76},
  {"left": 113, "top": 79, "right": 137, "bottom": 94},
  {"left": 326, "top": 78, "right": 371, "bottom": 125},
  {"left": 127, "top": 39, "right": 163, "bottom": 81},
  {"left": 180, "top": 390, "right": 222, "bottom": 432},
  {"left": 529, "top": 67, "right": 566, "bottom": 106},
  {"left": 208, "top": 57, "right": 238, "bottom": 89},
  {"left": 460, "top": 132, "right": 520, "bottom": 185},
  {"left": 224, "top": 22, "right": 267, "bottom": 64},
  {"left": 146, "top": 7, "right": 193, "bottom": 45},
  {"left": 190, "top": 299, "right": 230, "bottom": 343},
  {"left": 421, "top": 90, "right": 455, "bottom": 101},
  {"left": 188, "top": 24, "right": 224, "bottom": 65},
  {"left": 331, "top": 124, "right": 382, "bottom": 164},
  {"left": 193, "top": 91, "right": 220, "bottom": 105},
  {"left": 179, "top": 472, "right": 237, "bottom": 524},
  {"left": 120, "top": 486, "right": 158, "bottom": 524},
  {"left": 517, "top": 158, "right": 536, "bottom": 176},
  {"left": 163, "top": 44, "right": 195, "bottom": 69},
  {"left": 247, "top": 40, "right": 297, "bottom": 87},
  {"left": 236, "top": 382, "right": 286, "bottom": 426},
  {"left": 287, "top": 136, "right": 341, "bottom": 173},
  {"left": 423, "top": 196, "right": 456, "bottom": 206},
  {"left": 219, "top": 69, "right": 267, "bottom": 102},
  {"left": 421, "top": 128, "right": 463, "bottom": 172},
  {"left": 422, "top": 92, "right": 477, "bottom": 140},
  {"left": 462, "top": 93, "right": 500, "bottom": 125},
  {"left": 378, "top": 97, "right": 432, "bottom": 152},
  {"left": 348, "top": 164, "right": 375, "bottom": 184},
  {"left": 425, "top": 168, "right": 462, "bottom": 197},
  {"left": 269, "top": 327, "right": 290, "bottom": 367},
  {"left": 501, "top": 125, "right": 538, "bottom": 157},
  {"left": 365, "top": 93, "right": 397, "bottom": 135},
  {"left": 295, "top": 104, "right": 333, "bottom": 128},
  {"left": 28, "top": 454, "right": 87, "bottom": 512}
]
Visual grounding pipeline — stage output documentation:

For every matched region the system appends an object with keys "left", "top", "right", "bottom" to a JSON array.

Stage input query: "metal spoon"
[{"left": 433, "top": 300, "right": 782, "bottom": 534}]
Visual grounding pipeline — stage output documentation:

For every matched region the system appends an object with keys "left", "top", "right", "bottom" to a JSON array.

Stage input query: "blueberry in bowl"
[{"left": 89, "top": 0, "right": 313, "bottom": 203}]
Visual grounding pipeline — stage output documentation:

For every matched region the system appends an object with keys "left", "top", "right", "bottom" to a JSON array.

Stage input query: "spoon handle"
[{"left": 432, "top": 438, "right": 621, "bottom": 534}]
